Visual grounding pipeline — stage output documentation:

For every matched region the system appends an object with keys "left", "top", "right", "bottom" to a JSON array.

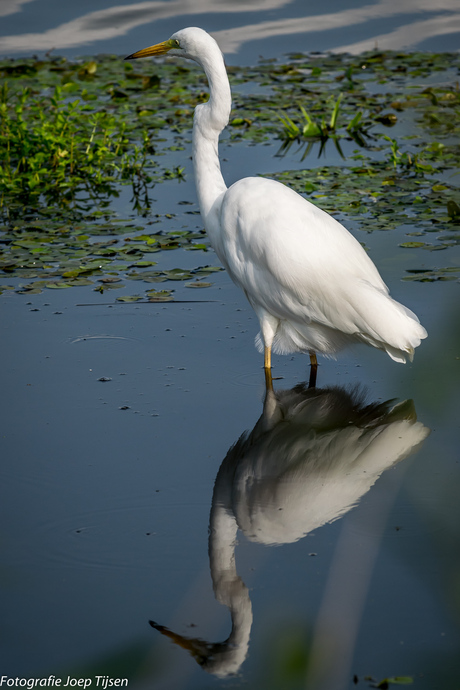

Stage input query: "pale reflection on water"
[
  {"left": 1, "top": 0, "right": 460, "bottom": 58},
  {"left": 214, "top": 0, "right": 460, "bottom": 54},
  {"left": 150, "top": 384, "right": 429, "bottom": 683}
]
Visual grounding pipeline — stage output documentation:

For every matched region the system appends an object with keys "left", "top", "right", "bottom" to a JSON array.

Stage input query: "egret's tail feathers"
[
  {"left": 383, "top": 344, "right": 413, "bottom": 364},
  {"left": 356, "top": 283, "right": 427, "bottom": 363},
  {"left": 254, "top": 282, "right": 427, "bottom": 363}
]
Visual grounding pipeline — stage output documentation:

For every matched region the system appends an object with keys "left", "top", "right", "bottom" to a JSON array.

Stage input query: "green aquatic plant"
[
  {"left": 277, "top": 93, "right": 347, "bottom": 141},
  {"left": 383, "top": 135, "right": 435, "bottom": 174},
  {"left": 0, "top": 83, "right": 154, "bottom": 209},
  {"left": 276, "top": 93, "right": 369, "bottom": 158},
  {"left": 0, "top": 212, "right": 223, "bottom": 296},
  {"left": 0, "top": 50, "right": 459, "bottom": 299},
  {"left": 276, "top": 111, "right": 301, "bottom": 139}
]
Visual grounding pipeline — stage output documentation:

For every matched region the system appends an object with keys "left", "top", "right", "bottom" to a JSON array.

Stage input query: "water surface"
[
  {"left": 1, "top": 0, "right": 460, "bottom": 61},
  {"left": 1, "top": 3, "right": 460, "bottom": 689}
]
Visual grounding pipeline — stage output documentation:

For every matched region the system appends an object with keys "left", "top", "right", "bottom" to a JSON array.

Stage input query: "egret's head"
[{"left": 125, "top": 27, "right": 220, "bottom": 65}]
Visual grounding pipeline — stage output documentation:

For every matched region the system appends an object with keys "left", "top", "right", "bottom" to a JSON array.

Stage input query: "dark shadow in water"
[{"left": 149, "top": 383, "right": 429, "bottom": 677}]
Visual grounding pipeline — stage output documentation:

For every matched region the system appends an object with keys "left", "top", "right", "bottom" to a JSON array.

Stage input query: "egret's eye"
[{"left": 171, "top": 39, "right": 180, "bottom": 48}]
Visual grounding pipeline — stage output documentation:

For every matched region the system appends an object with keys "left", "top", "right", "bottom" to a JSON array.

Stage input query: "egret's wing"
[
  {"left": 220, "top": 177, "right": 385, "bottom": 328},
  {"left": 219, "top": 177, "right": 425, "bottom": 356}
]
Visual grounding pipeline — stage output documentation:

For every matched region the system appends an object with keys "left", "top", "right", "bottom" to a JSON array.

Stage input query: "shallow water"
[
  {"left": 1, "top": 2, "right": 460, "bottom": 689},
  {"left": 2, "top": 152, "right": 460, "bottom": 688}
]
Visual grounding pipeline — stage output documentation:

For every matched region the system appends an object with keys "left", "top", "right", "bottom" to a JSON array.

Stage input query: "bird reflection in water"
[{"left": 149, "top": 383, "right": 429, "bottom": 677}]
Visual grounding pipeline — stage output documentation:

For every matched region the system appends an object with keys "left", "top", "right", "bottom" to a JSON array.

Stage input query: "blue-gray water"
[
  {"left": 1, "top": 0, "right": 460, "bottom": 62},
  {"left": 2, "top": 162, "right": 459, "bottom": 686}
]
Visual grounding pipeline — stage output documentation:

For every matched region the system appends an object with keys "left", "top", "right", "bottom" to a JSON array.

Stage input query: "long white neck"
[{"left": 192, "top": 42, "right": 231, "bottom": 229}]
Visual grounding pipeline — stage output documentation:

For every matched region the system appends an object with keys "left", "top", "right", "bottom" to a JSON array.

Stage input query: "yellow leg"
[
  {"left": 264, "top": 346, "right": 273, "bottom": 391},
  {"left": 264, "top": 345, "right": 271, "bottom": 370},
  {"left": 308, "top": 350, "right": 318, "bottom": 389}
]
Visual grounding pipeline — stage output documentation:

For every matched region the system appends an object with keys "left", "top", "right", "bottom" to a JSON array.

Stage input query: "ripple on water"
[{"left": 68, "top": 334, "right": 140, "bottom": 345}]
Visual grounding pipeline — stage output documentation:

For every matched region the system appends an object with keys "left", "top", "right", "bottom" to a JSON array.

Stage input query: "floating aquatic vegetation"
[
  {"left": 115, "top": 288, "right": 175, "bottom": 302},
  {"left": 403, "top": 266, "right": 460, "bottom": 282},
  {"left": 0, "top": 50, "right": 459, "bottom": 297},
  {"left": 268, "top": 160, "right": 460, "bottom": 242},
  {"left": 0, "top": 214, "right": 222, "bottom": 294}
]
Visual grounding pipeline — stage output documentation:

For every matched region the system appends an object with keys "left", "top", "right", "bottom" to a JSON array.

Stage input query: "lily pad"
[
  {"left": 163, "top": 269, "right": 194, "bottom": 280},
  {"left": 185, "top": 280, "right": 213, "bottom": 288},
  {"left": 146, "top": 289, "right": 174, "bottom": 301},
  {"left": 116, "top": 295, "right": 143, "bottom": 302},
  {"left": 1, "top": 49, "right": 460, "bottom": 296},
  {"left": 376, "top": 678, "right": 413, "bottom": 689}
]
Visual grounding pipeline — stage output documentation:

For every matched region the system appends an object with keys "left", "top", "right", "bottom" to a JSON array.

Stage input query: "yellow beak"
[{"left": 125, "top": 39, "right": 174, "bottom": 60}]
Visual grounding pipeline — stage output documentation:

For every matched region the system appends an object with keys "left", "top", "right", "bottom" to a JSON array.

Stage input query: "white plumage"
[
  {"left": 147, "top": 385, "right": 429, "bottom": 676},
  {"left": 219, "top": 385, "right": 429, "bottom": 546},
  {"left": 127, "top": 27, "right": 427, "bottom": 378}
]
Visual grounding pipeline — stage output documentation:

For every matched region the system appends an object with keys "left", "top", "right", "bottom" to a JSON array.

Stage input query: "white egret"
[{"left": 126, "top": 28, "right": 427, "bottom": 385}]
